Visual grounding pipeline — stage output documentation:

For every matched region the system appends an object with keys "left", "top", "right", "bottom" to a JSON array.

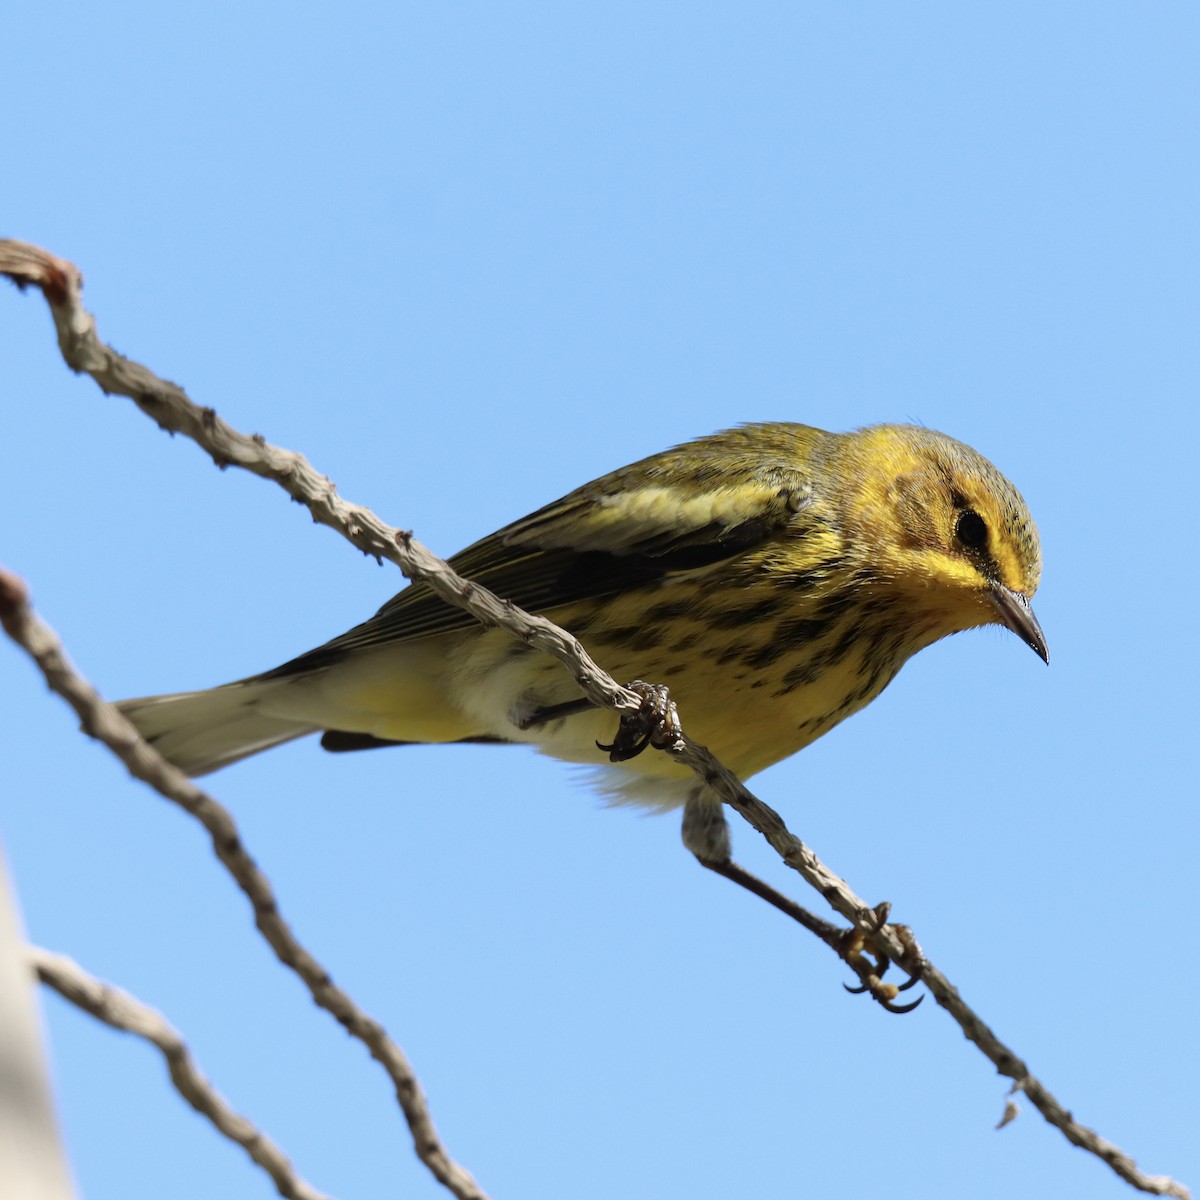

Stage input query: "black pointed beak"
[{"left": 989, "top": 583, "right": 1049, "bottom": 664}]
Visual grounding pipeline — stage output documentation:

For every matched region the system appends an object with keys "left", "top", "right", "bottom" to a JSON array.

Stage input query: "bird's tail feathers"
[{"left": 117, "top": 682, "right": 319, "bottom": 776}]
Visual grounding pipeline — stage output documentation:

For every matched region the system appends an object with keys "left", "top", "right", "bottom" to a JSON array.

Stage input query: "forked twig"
[
  {"left": 0, "top": 563, "right": 489, "bottom": 1200},
  {"left": 31, "top": 947, "right": 331, "bottom": 1200}
]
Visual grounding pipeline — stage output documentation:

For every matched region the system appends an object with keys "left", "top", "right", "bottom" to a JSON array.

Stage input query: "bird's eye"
[{"left": 955, "top": 509, "right": 988, "bottom": 550}]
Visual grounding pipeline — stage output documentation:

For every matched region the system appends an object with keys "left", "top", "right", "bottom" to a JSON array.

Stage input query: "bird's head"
[{"left": 831, "top": 425, "right": 1047, "bottom": 662}]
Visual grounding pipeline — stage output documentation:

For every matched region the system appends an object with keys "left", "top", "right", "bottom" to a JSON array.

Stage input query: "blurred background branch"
[{"left": 0, "top": 845, "right": 76, "bottom": 1200}]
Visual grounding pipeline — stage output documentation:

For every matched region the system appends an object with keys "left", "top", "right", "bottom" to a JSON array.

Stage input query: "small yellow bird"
[{"left": 119, "top": 422, "right": 1046, "bottom": 825}]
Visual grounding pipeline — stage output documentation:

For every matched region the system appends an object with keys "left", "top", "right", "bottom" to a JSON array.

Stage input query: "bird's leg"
[
  {"left": 517, "top": 697, "right": 595, "bottom": 729},
  {"left": 682, "top": 792, "right": 924, "bottom": 1014},
  {"left": 682, "top": 791, "right": 843, "bottom": 941},
  {"left": 592, "top": 684, "right": 926, "bottom": 1011}
]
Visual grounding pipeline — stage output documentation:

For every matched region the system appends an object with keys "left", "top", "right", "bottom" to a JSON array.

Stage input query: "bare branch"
[
  {"left": 0, "top": 566, "right": 490, "bottom": 1200},
  {"left": 2, "top": 238, "right": 1189, "bottom": 1199},
  {"left": 30, "top": 947, "right": 330, "bottom": 1200},
  {"left": 0, "top": 242, "right": 645, "bottom": 713}
]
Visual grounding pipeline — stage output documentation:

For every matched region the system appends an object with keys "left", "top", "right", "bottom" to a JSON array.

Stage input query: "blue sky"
[{"left": 2, "top": 4, "right": 1197, "bottom": 1198}]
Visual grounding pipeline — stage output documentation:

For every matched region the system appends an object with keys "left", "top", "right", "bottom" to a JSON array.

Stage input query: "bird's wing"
[{"left": 262, "top": 452, "right": 815, "bottom": 676}]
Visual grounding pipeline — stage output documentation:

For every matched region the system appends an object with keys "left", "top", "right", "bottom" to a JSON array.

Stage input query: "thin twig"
[
  {"left": 1, "top": 237, "right": 1189, "bottom": 1200},
  {"left": 30, "top": 946, "right": 331, "bottom": 1200},
  {"left": 0, "top": 566, "right": 489, "bottom": 1200}
]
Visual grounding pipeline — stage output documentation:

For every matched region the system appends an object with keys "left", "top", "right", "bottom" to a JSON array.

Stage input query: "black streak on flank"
[
  {"left": 772, "top": 660, "right": 822, "bottom": 695},
  {"left": 630, "top": 628, "right": 667, "bottom": 652},
  {"left": 815, "top": 590, "right": 858, "bottom": 621},
  {"left": 597, "top": 625, "right": 665, "bottom": 653},
  {"left": 709, "top": 595, "right": 783, "bottom": 628},
  {"left": 775, "top": 617, "right": 833, "bottom": 645},
  {"left": 716, "top": 642, "right": 752, "bottom": 666},
  {"left": 566, "top": 613, "right": 597, "bottom": 637},
  {"left": 644, "top": 598, "right": 707, "bottom": 624},
  {"left": 815, "top": 622, "right": 861, "bottom": 670},
  {"left": 741, "top": 640, "right": 789, "bottom": 670}
]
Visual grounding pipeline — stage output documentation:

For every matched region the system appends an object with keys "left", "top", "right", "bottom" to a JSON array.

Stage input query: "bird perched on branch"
[{"left": 119, "top": 422, "right": 1046, "bottom": 836}]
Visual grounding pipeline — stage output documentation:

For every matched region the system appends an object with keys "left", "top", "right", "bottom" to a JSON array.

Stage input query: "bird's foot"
[
  {"left": 840, "top": 901, "right": 927, "bottom": 1014},
  {"left": 596, "top": 680, "right": 683, "bottom": 761}
]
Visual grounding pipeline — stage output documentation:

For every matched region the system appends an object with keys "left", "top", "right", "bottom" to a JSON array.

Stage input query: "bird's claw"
[
  {"left": 596, "top": 681, "right": 683, "bottom": 762},
  {"left": 839, "top": 902, "right": 926, "bottom": 1014}
]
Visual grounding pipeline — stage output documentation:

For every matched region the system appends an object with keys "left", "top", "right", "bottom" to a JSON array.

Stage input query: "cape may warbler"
[{"left": 119, "top": 423, "right": 1045, "bottom": 825}]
